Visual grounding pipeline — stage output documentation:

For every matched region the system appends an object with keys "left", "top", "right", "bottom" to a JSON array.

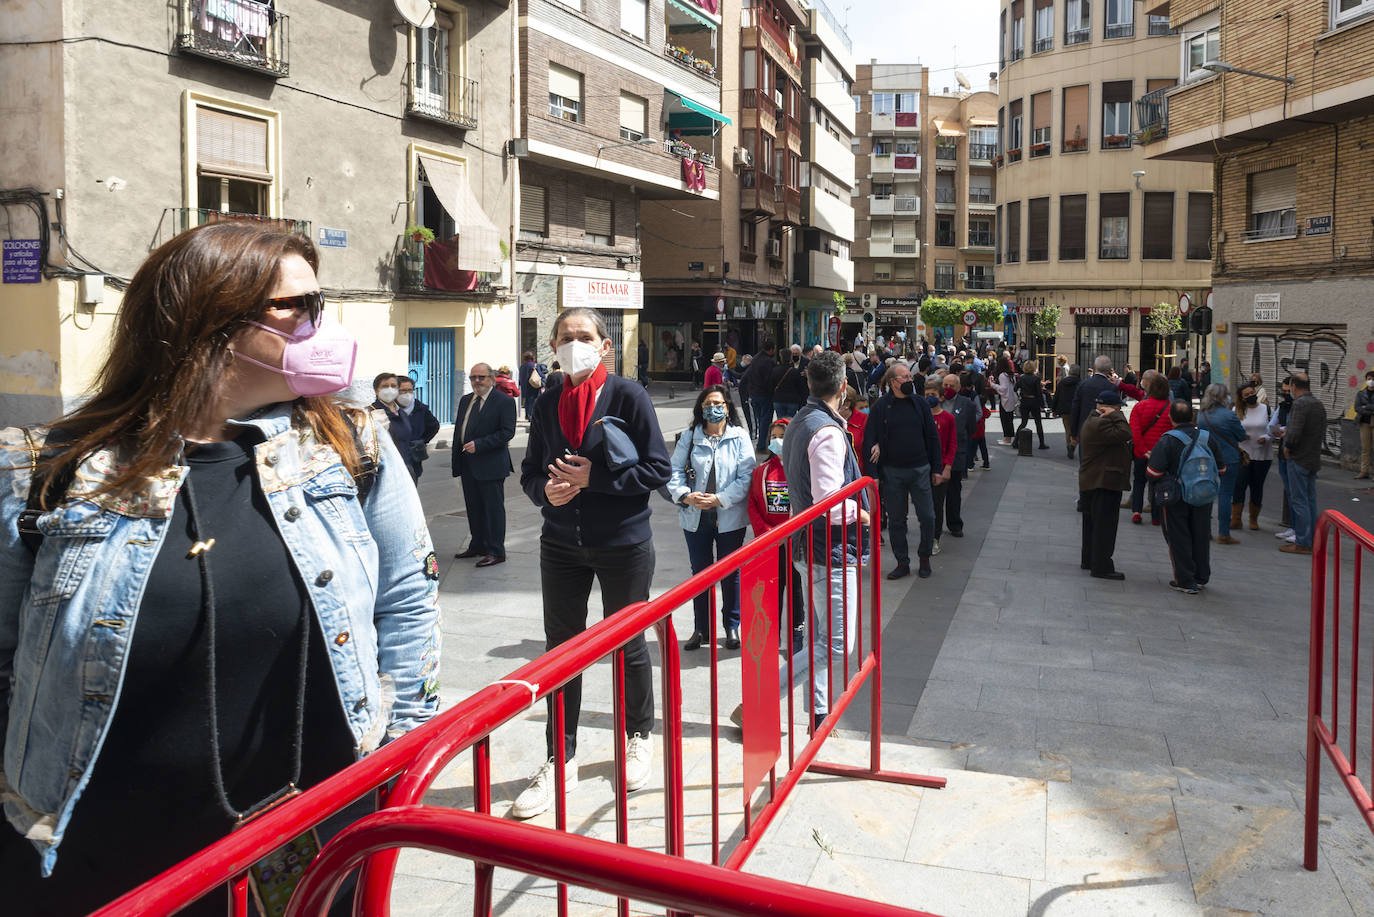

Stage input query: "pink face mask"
[{"left": 233, "top": 313, "right": 358, "bottom": 397}]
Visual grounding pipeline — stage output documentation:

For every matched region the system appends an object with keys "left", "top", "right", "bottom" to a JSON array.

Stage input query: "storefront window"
[{"left": 643, "top": 322, "right": 692, "bottom": 372}]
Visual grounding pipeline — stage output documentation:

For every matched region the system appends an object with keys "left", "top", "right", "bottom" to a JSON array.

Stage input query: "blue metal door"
[{"left": 408, "top": 328, "right": 457, "bottom": 423}]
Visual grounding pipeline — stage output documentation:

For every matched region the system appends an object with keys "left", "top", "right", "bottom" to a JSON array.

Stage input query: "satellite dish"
[
  {"left": 955, "top": 71, "right": 972, "bottom": 90},
  {"left": 394, "top": 0, "right": 435, "bottom": 29}
]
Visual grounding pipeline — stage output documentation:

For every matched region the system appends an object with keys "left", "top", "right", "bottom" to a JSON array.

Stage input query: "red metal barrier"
[
  {"left": 91, "top": 476, "right": 945, "bottom": 916},
  {"left": 1304, "top": 510, "right": 1374, "bottom": 870}
]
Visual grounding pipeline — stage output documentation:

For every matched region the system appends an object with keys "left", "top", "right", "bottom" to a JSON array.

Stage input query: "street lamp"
[
  {"left": 596, "top": 136, "right": 657, "bottom": 157},
  {"left": 1201, "top": 61, "right": 1295, "bottom": 86}
]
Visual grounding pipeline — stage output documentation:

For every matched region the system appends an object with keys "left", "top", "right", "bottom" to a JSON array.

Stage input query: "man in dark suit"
[
  {"left": 452, "top": 362, "right": 517, "bottom": 567},
  {"left": 1070, "top": 355, "right": 1117, "bottom": 444}
]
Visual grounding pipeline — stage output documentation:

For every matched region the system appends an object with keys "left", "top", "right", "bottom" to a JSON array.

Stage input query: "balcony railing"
[
  {"left": 935, "top": 187, "right": 956, "bottom": 204},
  {"left": 970, "top": 143, "right": 997, "bottom": 161},
  {"left": 893, "top": 240, "right": 918, "bottom": 255},
  {"left": 663, "top": 138, "right": 716, "bottom": 167},
  {"left": 1105, "top": 20, "right": 1134, "bottom": 39},
  {"left": 1033, "top": 36, "right": 1053, "bottom": 53},
  {"left": 1005, "top": 147, "right": 1022, "bottom": 163},
  {"left": 1148, "top": 16, "right": 1174, "bottom": 35},
  {"left": 740, "top": 8, "right": 797, "bottom": 65},
  {"left": 1006, "top": 248, "right": 1020, "bottom": 263},
  {"left": 1027, "top": 247, "right": 1048, "bottom": 261},
  {"left": 894, "top": 195, "right": 919, "bottom": 212},
  {"left": 1065, "top": 26, "right": 1090, "bottom": 45},
  {"left": 936, "top": 144, "right": 958, "bottom": 161},
  {"left": 968, "top": 231, "right": 994, "bottom": 247},
  {"left": 968, "top": 188, "right": 994, "bottom": 204},
  {"left": 1135, "top": 86, "right": 1169, "bottom": 143},
  {"left": 405, "top": 63, "right": 479, "bottom": 129},
  {"left": 965, "top": 275, "right": 995, "bottom": 290},
  {"left": 1101, "top": 133, "right": 1132, "bottom": 150},
  {"left": 1100, "top": 243, "right": 1128, "bottom": 259},
  {"left": 1011, "top": 44, "right": 1024, "bottom": 61},
  {"left": 155, "top": 207, "right": 309, "bottom": 249},
  {"left": 664, "top": 42, "right": 717, "bottom": 79},
  {"left": 934, "top": 271, "right": 955, "bottom": 290},
  {"left": 398, "top": 234, "right": 496, "bottom": 294},
  {"left": 740, "top": 168, "right": 776, "bottom": 195},
  {"left": 935, "top": 232, "right": 955, "bottom": 247},
  {"left": 175, "top": 0, "right": 288, "bottom": 77}
]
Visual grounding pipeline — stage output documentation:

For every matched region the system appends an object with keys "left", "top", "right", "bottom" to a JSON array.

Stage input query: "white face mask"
[
  {"left": 377, "top": 386, "right": 399, "bottom": 403},
  {"left": 396, "top": 392, "right": 415, "bottom": 408},
  {"left": 556, "top": 339, "right": 604, "bottom": 376},
  {"left": 1366, "top": 379, "right": 1373, "bottom": 390}
]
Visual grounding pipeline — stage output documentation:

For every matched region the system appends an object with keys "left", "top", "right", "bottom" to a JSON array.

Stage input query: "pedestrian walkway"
[{"left": 397, "top": 410, "right": 1373, "bottom": 916}]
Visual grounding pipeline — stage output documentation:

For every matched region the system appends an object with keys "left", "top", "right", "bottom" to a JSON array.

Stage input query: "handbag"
[
  {"left": 1152, "top": 474, "right": 1182, "bottom": 506},
  {"left": 1200, "top": 412, "right": 1249, "bottom": 466},
  {"left": 529, "top": 369, "right": 543, "bottom": 389}
]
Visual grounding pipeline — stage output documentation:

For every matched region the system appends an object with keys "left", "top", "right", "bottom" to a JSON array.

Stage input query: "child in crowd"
[{"left": 747, "top": 420, "right": 806, "bottom": 652}]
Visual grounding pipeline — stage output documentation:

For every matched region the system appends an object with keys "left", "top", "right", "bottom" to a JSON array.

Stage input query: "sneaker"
[
  {"left": 1274, "top": 528, "right": 1295, "bottom": 540},
  {"left": 931, "top": 539, "right": 941, "bottom": 556},
  {"left": 625, "top": 733, "right": 653, "bottom": 792},
  {"left": 1285, "top": 532, "right": 1298, "bottom": 544},
  {"left": 1169, "top": 581, "right": 1200, "bottom": 595},
  {"left": 982, "top": 463, "right": 991, "bottom": 470},
  {"left": 1132, "top": 513, "right": 1142, "bottom": 525},
  {"left": 511, "top": 757, "right": 578, "bottom": 819}
]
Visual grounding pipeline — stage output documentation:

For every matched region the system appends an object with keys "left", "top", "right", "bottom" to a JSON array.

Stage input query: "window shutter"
[
  {"left": 619, "top": 93, "right": 646, "bottom": 133},
  {"left": 1031, "top": 91, "right": 1051, "bottom": 130},
  {"left": 1100, "top": 192, "right": 1129, "bottom": 219},
  {"left": 196, "top": 107, "right": 270, "bottom": 180},
  {"left": 1006, "top": 201, "right": 1021, "bottom": 259},
  {"left": 1027, "top": 197, "right": 1049, "bottom": 259},
  {"left": 1012, "top": 0, "right": 1024, "bottom": 17},
  {"left": 1187, "top": 192, "right": 1213, "bottom": 258},
  {"left": 1250, "top": 166, "right": 1295, "bottom": 213},
  {"left": 1142, "top": 192, "right": 1174, "bottom": 259},
  {"left": 548, "top": 64, "right": 581, "bottom": 102},
  {"left": 1146, "top": 78, "right": 1176, "bottom": 93},
  {"left": 1059, "top": 194, "right": 1087, "bottom": 259},
  {"left": 1102, "top": 81, "right": 1131, "bottom": 104},
  {"left": 585, "top": 197, "right": 613, "bottom": 238},
  {"left": 520, "top": 185, "right": 546, "bottom": 234},
  {"left": 1062, "top": 85, "right": 1089, "bottom": 144},
  {"left": 970, "top": 174, "right": 992, "bottom": 192},
  {"left": 620, "top": 0, "right": 646, "bottom": 39}
]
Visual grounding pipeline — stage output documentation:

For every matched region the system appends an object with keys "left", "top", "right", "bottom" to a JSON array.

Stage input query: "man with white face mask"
[
  {"left": 451, "top": 362, "right": 516, "bottom": 567},
  {"left": 396, "top": 376, "right": 440, "bottom": 480}
]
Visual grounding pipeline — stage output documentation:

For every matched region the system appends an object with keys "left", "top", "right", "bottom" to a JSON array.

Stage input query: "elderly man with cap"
[
  {"left": 1078, "top": 390, "right": 1133, "bottom": 580},
  {"left": 704, "top": 351, "right": 727, "bottom": 389}
]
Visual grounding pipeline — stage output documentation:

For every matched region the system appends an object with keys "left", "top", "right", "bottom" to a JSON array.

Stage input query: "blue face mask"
[
  {"left": 926, "top": 395, "right": 941, "bottom": 408},
  {"left": 858, "top": 408, "right": 869, "bottom": 415},
  {"left": 703, "top": 404, "right": 728, "bottom": 424},
  {"left": 768, "top": 437, "right": 784, "bottom": 456}
]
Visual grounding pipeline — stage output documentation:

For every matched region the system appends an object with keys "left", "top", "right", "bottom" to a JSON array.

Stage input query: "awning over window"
[
  {"left": 933, "top": 120, "right": 966, "bottom": 137},
  {"left": 666, "top": 90, "right": 731, "bottom": 133},
  {"left": 417, "top": 154, "right": 504, "bottom": 271},
  {"left": 667, "top": 0, "right": 718, "bottom": 27},
  {"left": 968, "top": 116, "right": 998, "bottom": 127}
]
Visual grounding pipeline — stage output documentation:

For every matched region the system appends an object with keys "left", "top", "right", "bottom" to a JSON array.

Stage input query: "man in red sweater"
[{"left": 747, "top": 419, "right": 805, "bottom": 651}]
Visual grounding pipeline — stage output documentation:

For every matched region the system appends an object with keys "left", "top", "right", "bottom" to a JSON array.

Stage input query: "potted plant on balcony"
[
  {"left": 1064, "top": 137, "right": 1087, "bottom": 151},
  {"left": 1103, "top": 134, "right": 1128, "bottom": 146},
  {"left": 407, "top": 224, "right": 435, "bottom": 245},
  {"left": 1005, "top": 147, "right": 1021, "bottom": 161},
  {"left": 1031, "top": 142, "right": 1050, "bottom": 155}
]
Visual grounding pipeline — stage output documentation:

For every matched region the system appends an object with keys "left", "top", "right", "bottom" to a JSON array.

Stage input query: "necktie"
[{"left": 463, "top": 394, "right": 483, "bottom": 441}]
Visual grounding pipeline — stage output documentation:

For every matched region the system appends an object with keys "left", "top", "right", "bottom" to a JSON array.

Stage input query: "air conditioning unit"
[
  {"left": 733, "top": 147, "right": 753, "bottom": 168},
  {"left": 958, "top": 271, "right": 970, "bottom": 280},
  {"left": 768, "top": 238, "right": 782, "bottom": 257}
]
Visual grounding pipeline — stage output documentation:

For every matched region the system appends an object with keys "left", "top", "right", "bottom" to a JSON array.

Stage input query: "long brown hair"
[{"left": 36, "top": 222, "right": 362, "bottom": 506}]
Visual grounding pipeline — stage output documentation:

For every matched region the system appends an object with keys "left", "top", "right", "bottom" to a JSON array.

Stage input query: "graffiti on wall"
[{"left": 1235, "top": 325, "right": 1347, "bottom": 454}]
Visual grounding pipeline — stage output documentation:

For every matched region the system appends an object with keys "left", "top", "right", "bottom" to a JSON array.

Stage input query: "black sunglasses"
[
  {"left": 469, "top": 373, "right": 490, "bottom": 381},
  {"left": 264, "top": 291, "right": 324, "bottom": 325}
]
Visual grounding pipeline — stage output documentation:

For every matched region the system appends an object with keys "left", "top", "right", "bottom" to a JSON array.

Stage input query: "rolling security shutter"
[
  {"left": 620, "top": 93, "right": 646, "bottom": 135},
  {"left": 585, "top": 197, "right": 613, "bottom": 238},
  {"left": 521, "top": 185, "right": 546, "bottom": 234},
  {"left": 1250, "top": 166, "right": 1295, "bottom": 213},
  {"left": 1187, "top": 192, "right": 1213, "bottom": 258},
  {"left": 1027, "top": 197, "right": 1049, "bottom": 258},
  {"left": 1062, "top": 85, "right": 1088, "bottom": 144},
  {"left": 1146, "top": 78, "right": 1176, "bottom": 93},
  {"left": 197, "top": 107, "right": 270, "bottom": 180},
  {"left": 548, "top": 64, "right": 581, "bottom": 102},
  {"left": 1059, "top": 193, "right": 1087, "bottom": 258},
  {"left": 1032, "top": 91, "right": 1051, "bottom": 130},
  {"left": 1142, "top": 192, "right": 1174, "bottom": 258}
]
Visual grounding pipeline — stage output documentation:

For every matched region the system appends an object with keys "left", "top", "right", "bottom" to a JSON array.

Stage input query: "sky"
[{"left": 842, "top": 0, "right": 1002, "bottom": 93}]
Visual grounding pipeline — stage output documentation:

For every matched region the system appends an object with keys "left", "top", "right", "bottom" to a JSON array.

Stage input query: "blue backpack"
[{"left": 1166, "top": 428, "right": 1219, "bottom": 506}]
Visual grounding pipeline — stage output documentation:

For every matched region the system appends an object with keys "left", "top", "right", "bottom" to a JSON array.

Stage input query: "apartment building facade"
[
  {"left": 639, "top": 0, "right": 804, "bottom": 378},
  {"left": 1, "top": 0, "right": 516, "bottom": 427},
  {"left": 792, "top": 0, "right": 855, "bottom": 350},
  {"left": 514, "top": 0, "right": 725, "bottom": 376},
  {"left": 996, "top": 0, "right": 1212, "bottom": 376},
  {"left": 1141, "top": 0, "right": 1374, "bottom": 455}
]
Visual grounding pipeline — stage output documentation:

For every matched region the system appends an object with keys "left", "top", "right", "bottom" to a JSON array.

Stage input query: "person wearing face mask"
[
  {"left": 1014, "top": 361, "right": 1049, "bottom": 450},
  {"left": 925, "top": 378, "right": 958, "bottom": 556},
  {"left": 748, "top": 421, "right": 807, "bottom": 652},
  {"left": 451, "top": 363, "right": 517, "bottom": 567},
  {"left": 862, "top": 362, "right": 942, "bottom": 579},
  {"left": 939, "top": 373, "right": 977, "bottom": 538},
  {"left": 1198, "top": 383, "right": 1249, "bottom": 545},
  {"left": 1354, "top": 371, "right": 1374, "bottom": 479},
  {"left": 668, "top": 386, "right": 757, "bottom": 651},
  {"left": 770, "top": 345, "right": 810, "bottom": 420},
  {"left": 838, "top": 385, "right": 869, "bottom": 477},
  {"left": 1077, "top": 391, "right": 1133, "bottom": 580},
  {"left": 1232, "top": 382, "right": 1274, "bottom": 530},
  {"left": 1270, "top": 376, "right": 1296, "bottom": 536},
  {"left": 373, "top": 372, "right": 420, "bottom": 480},
  {"left": 515, "top": 307, "right": 672, "bottom": 820},
  {"left": 394, "top": 376, "right": 441, "bottom": 481},
  {"left": 962, "top": 372, "right": 992, "bottom": 471},
  {"left": 0, "top": 224, "right": 440, "bottom": 915}
]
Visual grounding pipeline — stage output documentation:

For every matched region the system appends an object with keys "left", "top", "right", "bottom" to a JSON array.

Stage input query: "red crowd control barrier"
[
  {"left": 1304, "top": 510, "right": 1374, "bottom": 871},
  {"left": 90, "top": 476, "right": 946, "bottom": 916}
]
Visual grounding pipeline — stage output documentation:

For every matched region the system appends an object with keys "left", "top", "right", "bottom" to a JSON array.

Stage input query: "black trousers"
[
  {"left": 460, "top": 475, "right": 507, "bottom": 557},
  {"left": 999, "top": 406, "right": 1016, "bottom": 439},
  {"left": 1080, "top": 488, "right": 1122, "bottom": 575},
  {"left": 1161, "top": 500, "right": 1212, "bottom": 588},
  {"left": 778, "top": 543, "right": 805, "bottom": 630},
  {"left": 541, "top": 537, "right": 656, "bottom": 760},
  {"left": 943, "top": 468, "right": 965, "bottom": 534},
  {"left": 1017, "top": 400, "right": 1046, "bottom": 445}
]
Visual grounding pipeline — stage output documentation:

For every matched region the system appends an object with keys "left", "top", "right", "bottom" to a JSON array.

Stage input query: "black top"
[
  {"left": 740, "top": 351, "right": 775, "bottom": 399},
  {"left": 1016, "top": 374, "right": 1043, "bottom": 400},
  {"left": 862, "top": 393, "right": 944, "bottom": 472},
  {"left": 0, "top": 432, "right": 354, "bottom": 917},
  {"left": 770, "top": 361, "right": 809, "bottom": 403}
]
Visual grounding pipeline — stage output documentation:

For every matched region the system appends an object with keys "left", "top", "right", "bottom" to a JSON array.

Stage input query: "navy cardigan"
[{"left": 520, "top": 374, "right": 672, "bottom": 548}]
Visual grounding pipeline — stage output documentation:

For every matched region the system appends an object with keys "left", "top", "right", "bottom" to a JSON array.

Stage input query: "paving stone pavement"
[{"left": 395, "top": 405, "right": 1373, "bottom": 916}]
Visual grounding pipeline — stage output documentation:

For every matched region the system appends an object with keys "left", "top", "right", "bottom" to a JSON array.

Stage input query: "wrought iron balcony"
[
  {"left": 405, "top": 63, "right": 479, "bottom": 129},
  {"left": 397, "top": 234, "right": 496, "bottom": 294},
  {"left": 1148, "top": 16, "right": 1175, "bottom": 35},
  {"left": 935, "top": 187, "right": 957, "bottom": 204},
  {"left": 968, "top": 188, "right": 994, "bottom": 204},
  {"left": 1065, "top": 27, "right": 1090, "bottom": 45},
  {"left": 175, "top": 0, "right": 288, "bottom": 77},
  {"left": 1033, "top": 36, "right": 1053, "bottom": 53},
  {"left": 964, "top": 275, "right": 995, "bottom": 290},
  {"left": 1135, "top": 86, "right": 1169, "bottom": 143},
  {"left": 967, "top": 231, "right": 995, "bottom": 247},
  {"left": 936, "top": 144, "right": 958, "bottom": 161},
  {"left": 154, "top": 207, "right": 309, "bottom": 249},
  {"left": 1105, "top": 21, "right": 1134, "bottom": 39},
  {"left": 935, "top": 231, "right": 956, "bottom": 247},
  {"left": 969, "top": 143, "right": 997, "bottom": 162}
]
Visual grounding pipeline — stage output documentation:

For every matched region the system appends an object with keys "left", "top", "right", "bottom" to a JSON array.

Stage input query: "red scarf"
[{"left": 557, "top": 361, "right": 607, "bottom": 449}]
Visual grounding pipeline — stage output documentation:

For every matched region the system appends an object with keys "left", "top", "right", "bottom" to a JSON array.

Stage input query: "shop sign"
[
  {"left": 1254, "top": 292, "right": 1280, "bottom": 322},
  {"left": 877, "top": 309, "right": 920, "bottom": 321},
  {"left": 732, "top": 305, "right": 747, "bottom": 318},
  {"left": 2, "top": 239, "right": 40, "bottom": 283},
  {"left": 561, "top": 276, "right": 643, "bottom": 310},
  {"left": 878, "top": 297, "right": 922, "bottom": 309},
  {"left": 1070, "top": 307, "right": 1131, "bottom": 316}
]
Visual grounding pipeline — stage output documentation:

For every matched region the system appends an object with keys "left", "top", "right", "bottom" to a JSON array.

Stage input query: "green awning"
[
  {"left": 667, "top": 0, "right": 717, "bottom": 28},
  {"left": 671, "top": 91, "right": 730, "bottom": 125}
]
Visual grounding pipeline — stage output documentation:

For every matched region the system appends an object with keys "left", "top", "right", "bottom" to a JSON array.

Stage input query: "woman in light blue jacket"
[
  {"left": 667, "top": 385, "right": 757, "bottom": 650},
  {"left": 1199, "top": 383, "right": 1250, "bottom": 544}
]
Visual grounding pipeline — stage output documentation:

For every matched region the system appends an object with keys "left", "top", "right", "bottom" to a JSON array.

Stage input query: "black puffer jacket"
[{"left": 1052, "top": 375, "right": 1080, "bottom": 417}]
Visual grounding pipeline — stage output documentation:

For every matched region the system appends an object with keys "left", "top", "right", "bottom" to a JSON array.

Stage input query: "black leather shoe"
[
  {"left": 685, "top": 631, "right": 706, "bottom": 650},
  {"left": 454, "top": 547, "right": 483, "bottom": 559},
  {"left": 918, "top": 558, "right": 932, "bottom": 578},
  {"left": 886, "top": 564, "right": 911, "bottom": 580},
  {"left": 1091, "top": 571, "right": 1126, "bottom": 580},
  {"left": 475, "top": 554, "right": 505, "bottom": 567},
  {"left": 724, "top": 628, "right": 741, "bottom": 650},
  {"left": 948, "top": 528, "right": 964, "bottom": 538}
]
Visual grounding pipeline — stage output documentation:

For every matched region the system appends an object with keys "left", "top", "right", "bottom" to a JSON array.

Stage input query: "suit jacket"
[
  {"left": 451, "top": 387, "right": 516, "bottom": 480},
  {"left": 1071, "top": 373, "right": 1116, "bottom": 437}
]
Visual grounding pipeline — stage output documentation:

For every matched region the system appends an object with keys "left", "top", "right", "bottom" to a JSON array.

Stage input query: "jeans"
[
  {"left": 750, "top": 396, "right": 773, "bottom": 451},
  {"left": 774, "top": 402, "right": 800, "bottom": 421},
  {"left": 781, "top": 561, "right": 857, "bottom": 717},
  {"left": 1216, "top": 464, "right": 1239, "bottom": 535},
  {"left": 682, "top": 518, "right": 746, "bottom": 634},
  {"left": 540, "top": 537, "right": 656, "bottom": 760},
  {"left": 1277, "top": 455, "right": 1291, "bottom": 526},
  {"left": 881, "top": 463, "right": 935, "bottom": 564},
  {"left": 1233, "top": 459, "right": 1273, "bottom": 508},
  {"left": 1288, "top": 463, "right": 1319, "bottom": 548},
  {"left": 523, "top": 393, "right": 537, "bottom": 420},
  {"left": 776, "top": 544, "right": 805, "bottom": 631},
  {"left": 1130, "top": 455, "right": 1159, "bottom": 522}
]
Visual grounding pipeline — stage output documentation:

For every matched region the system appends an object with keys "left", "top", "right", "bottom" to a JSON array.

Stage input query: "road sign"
[
  {"left": 1178, "top": 292, "right": 1192, "bottom": 315},
  {"left": 961, "top": 309, "right": 978, "bottom": 326},
  {"left": 828, "top": 315, "right": 842, "bottom": 352},
  {"left": 715, "top": 296, "right": 725, "bottom": 315}
]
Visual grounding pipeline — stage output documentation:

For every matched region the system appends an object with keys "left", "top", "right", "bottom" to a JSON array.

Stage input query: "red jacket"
[
  {"left": 703, "top": 364, "right": 724, "bottom": 388},
  {"left": 846, "top": 411, "right": 869, "bottom": 476},
  {"left": 747, "top": 456, "right": 791, "bottom": 536},
  {"left": 974, "top": 404, "right": 991, "bottom": 437},
  {"left": 932, "top": 410, "right": 957, "bottom": 472},
  {"left": 1129, "top": 396, "right": 1173, "bottom": 458}
]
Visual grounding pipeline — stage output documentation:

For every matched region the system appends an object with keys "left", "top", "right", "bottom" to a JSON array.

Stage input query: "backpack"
[{"left": 1166, "top": 428, "right": 1219, "bottom": 506}]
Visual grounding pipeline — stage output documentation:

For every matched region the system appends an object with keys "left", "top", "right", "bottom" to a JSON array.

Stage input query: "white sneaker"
[
  {"left": 1275, "top": 528, "right": 1294, "bottom": 539},
  {"left": 1285, "top": 532, "right": 1298, "bottom": 544},
  {"left": 625, "top": 733, "right": 653, "bottom": 792},
  {"left": 511, "top": 756, "right": 577, "bottom": 819},
  {"left": 932, "top": 538, "right": 942, "bottom": 556}
]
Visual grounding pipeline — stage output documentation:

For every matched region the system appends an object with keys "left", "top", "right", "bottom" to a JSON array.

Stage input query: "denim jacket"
[
  {"left": 667, "top": 424, "right": 756, "bottom": 533},
  {"left": 0, "top": 404, "right": 442, "bottom": 874}
]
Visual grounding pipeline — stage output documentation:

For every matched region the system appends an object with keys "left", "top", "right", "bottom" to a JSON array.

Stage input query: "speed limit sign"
[{"left": 962, "top": 309, "right": 978, "bottom": 326}]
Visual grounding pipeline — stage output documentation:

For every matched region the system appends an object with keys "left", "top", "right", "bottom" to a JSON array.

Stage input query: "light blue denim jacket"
[
  {"left": 667, "top": 424, "right": 757, "bottom": 533},
  {"left": 0, "top": 404, "right": 442, "bottom": 874}
]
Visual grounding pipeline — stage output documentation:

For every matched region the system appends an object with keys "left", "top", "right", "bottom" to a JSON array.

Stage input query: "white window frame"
[
  {"left": 1104, "top": 0, "right": 1133, "bottom": 35},
  {"left": 1065, "top": 0, "right": 1090, "bottom": 43},
  {"left": 934, "top": 261, "right": 956, "bottom": 289},
  {"left": 620, "top": 0, "right": 647, "bottom": 41},
  {"left": 185, "top": 91, "right": 280, "bottom": 217},
  {"left": 1247, "top": 166, "right": 1298, "bottom": 241},
  {"left": 548, "top": 63, "right": 582, "bottom": 123},
  {"left": 1102, "top": 100, "right": 1130, "bottom": 139},
  {"left": 1100, "top": 215, "right": 1128, "bottom": 259},
  {"left": 1181, "top": 13, "right": 1221, "bottom": 82},
  {"left": 1334, "top": 0, "right": 1374, "bottom": 27},
  {"left": 896, "top": 92, "right": 917, "bottom": 113},
  {"left": 1034, "top": 3, "right": 1054, "bottom": 50},
  {"left": 873, "top": 92, "right": 894, "bottom": 115}
]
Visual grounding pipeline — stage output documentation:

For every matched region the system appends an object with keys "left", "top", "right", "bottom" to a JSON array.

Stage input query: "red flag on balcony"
[
  {"left": 423, "top": 238, "right": 479, "bottom": 292},
  {"left": 693, "top": 0, "right": 719, "bottom": 13},
  {"left": 681, "top": 157, "right": 706, "bottom": 192},
  {"left": 894, "top": 155, "right": 918, "bottom": 170}
]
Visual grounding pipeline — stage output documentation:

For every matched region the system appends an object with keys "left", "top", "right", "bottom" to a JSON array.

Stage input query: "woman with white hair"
[{"left": 1198, "top": 383, "right": 1249, "bottom": 544}]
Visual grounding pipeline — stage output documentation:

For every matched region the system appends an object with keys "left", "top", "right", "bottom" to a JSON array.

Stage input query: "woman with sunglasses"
[{"left": 0, "top": 223, "right": 441, "bottom": 916}]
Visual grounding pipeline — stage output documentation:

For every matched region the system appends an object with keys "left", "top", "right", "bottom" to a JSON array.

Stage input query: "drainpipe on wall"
[{"left": 509, "top": 1, "right": 520, "bottom": 344}]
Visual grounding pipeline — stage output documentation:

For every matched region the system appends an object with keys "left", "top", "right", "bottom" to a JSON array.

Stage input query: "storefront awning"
[{"left": 417, "top": 154, "right": 504, "bottom": 272}]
